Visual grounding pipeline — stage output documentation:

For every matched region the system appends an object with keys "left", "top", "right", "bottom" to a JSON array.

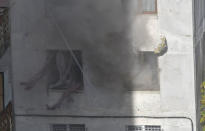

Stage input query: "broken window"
[
  {"left": 47, "top": 50, "right": 83, "bottom": 91},
  {"left": 47, "top": 50, "right": 84, "bottom": 110}
]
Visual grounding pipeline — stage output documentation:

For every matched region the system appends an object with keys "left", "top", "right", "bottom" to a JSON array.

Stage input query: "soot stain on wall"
[
  {"left": 44, "top": 0, "right": 158, "bottom": 90},
  {"left": 20, "top": 0, "right": 159, "bottom": 110},
  {"left": 21, "top": 50, "right": 84, "bottom": 110}
]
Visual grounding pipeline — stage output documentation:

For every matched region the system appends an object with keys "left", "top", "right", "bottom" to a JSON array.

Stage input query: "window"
[
  {"left": 142, "top": 0, "right": 157, "bottom": 14},
  {"left": 126, "top": 125, "right": 161, "bottom": 131},
  {"left": 47, "top": 50, "right": 83, "bottom": 91},
  {"left": 145, "top": 125, "right": 161, "bottom": 131},
  {"left": 126, "top": 51, "right": 159, "bottom": 91},
  {"left": 47, "top": 50, "right": 84, "bottom": 109},
  {"left": 121, "top": 0, "right": 157, "bottom": 14},
  {"left": 0, "top": 72, "right": 4, "bottom": 112},
  {"left": 69, "top": 124, "right": 86, "bottom": 131},
  {"left": 52, "top": 124, "right": 86, "bottom": 131},
  {"left": 127, "top": 125, "right": 142, "bottom": 131},
  {"left": 52, "top": 124, "right": 67, "bottom": 131}
]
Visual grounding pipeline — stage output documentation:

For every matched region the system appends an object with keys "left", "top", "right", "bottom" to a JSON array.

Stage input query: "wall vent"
[
  {"left": 127, "top": 125, "right": 161, "bottom": 131},
  {"left": 52, "top": 124, "right": 85, "bottom": 131}
]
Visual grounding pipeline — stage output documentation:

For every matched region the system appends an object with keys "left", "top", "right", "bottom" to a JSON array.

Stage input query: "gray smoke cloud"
[{"left": 45, "top": 0, "right": 153, "bottom": 90}]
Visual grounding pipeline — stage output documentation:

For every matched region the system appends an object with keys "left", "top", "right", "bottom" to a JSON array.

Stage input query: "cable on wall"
[{"left": 15, "top": 114, "right": 194, "bottom": 131}]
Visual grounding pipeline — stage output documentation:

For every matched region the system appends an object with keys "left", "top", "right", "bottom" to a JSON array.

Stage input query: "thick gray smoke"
[{"left": 46, "top": 0, "right": 152, "bottom": 90}]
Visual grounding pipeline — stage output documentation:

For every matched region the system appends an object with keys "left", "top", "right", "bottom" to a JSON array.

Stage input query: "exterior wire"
[{"left": 15, "top": 114, "right": 194, "bottom": 131}]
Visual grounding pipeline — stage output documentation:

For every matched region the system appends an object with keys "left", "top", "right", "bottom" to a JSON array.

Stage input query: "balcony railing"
[
  {"left": 0, "top": 7, "right": 9, "bottom": 58},
  {"left": 0, "top": 102, "right": 13, "bottom": 131}
]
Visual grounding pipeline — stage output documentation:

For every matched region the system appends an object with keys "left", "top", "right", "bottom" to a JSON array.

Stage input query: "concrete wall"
[{"left": 10, "top": 0, "right": 196, "bottom": 130}]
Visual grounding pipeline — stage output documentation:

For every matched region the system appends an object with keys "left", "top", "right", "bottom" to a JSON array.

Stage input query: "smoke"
[{"left": 46, "top": 0, "right": 151, "bottom": 89}]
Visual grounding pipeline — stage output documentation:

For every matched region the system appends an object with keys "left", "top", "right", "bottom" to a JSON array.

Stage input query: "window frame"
[{"left": 142, "top": 0, "right": 158, "bottom": 14}]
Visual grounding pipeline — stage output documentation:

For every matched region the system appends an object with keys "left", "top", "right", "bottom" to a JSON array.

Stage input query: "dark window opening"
[{"left": 48, "top": 50, "right": 84, "bottom": 92}]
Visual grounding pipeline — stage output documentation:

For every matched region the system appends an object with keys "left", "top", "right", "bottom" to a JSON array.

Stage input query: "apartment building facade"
[{"left": 0, "top": 0, "right": 198, "bottom": 131}]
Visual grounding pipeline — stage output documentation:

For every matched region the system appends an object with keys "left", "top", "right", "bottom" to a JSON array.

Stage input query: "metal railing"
[
  {"left": 0, "top": 102, "right": 13, "bottom": 131},
  {"left": 0, "top": 7, "right": 9, "bottom": 58}
]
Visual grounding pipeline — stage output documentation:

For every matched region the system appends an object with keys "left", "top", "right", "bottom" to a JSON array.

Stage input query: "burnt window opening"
[
  {"left": 52, "top": 124, "right": 86, "bottom": 131},
  {"left": 46, "top": 50, "right": 84, "bottom": 110},
  {"left": 126, "top": 51, "right": 159, "bottom": 91},
  {"left": 126, "top": 125, "right": 161, "bottom": 131},
  {"left": 48, "top": 50, "right": 84, "bottom": 92},
  {"left": 20, "top": 50, "right": 84, "bottom": 92}
]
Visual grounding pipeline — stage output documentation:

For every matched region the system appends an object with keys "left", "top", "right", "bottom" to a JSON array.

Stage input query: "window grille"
[
  {"left": 0, "top": 8, "right": 9, "bottom": 57},
  {"left": 52, "top": 124, "right": 67, "bottom": 131},
  {"left": 127, "top": 125, "right": 143, "bottom": 131},
  {"left": 69, "top": 124, "right": 85, "bottom": 131},
  {"left": 52, "top": 124, "right": 85, "bottom": 131},
  {"left": 127, "top": 125, "right": 161, "bottom": 131},
  {"left": 145, "top": 125, "right": 161, "bottom": 131}
]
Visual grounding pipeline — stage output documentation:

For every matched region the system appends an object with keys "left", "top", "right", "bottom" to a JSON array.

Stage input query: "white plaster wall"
[{"left": 158, "top": 0, "right": 196, "bottom": 127}]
